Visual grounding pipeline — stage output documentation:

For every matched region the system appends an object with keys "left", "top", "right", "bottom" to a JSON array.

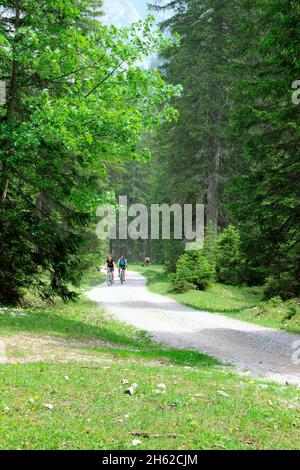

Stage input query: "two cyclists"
[{"left": 106, "top": 255, "right": 127, "bottom": 285}]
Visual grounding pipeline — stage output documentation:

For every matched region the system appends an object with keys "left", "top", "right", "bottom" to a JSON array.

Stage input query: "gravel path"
[{"left": 88, "top": 271, "right": 300, "bottom": 386}]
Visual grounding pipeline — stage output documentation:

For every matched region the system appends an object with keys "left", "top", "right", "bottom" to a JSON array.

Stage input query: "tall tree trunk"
[
  {"left": 36, "top": 192, "right": 44, "bottom": 219},
  {"left": 207, "top": 138, "right": 220, "bottom": 235},
  {"left": 0, "top": 178, "right": 9, "bottom": 205},
  {"left": 1, "top": 0, "right": 21, "bottom": 205},
  {"left": 35, "top": 192, "right": 44, "bottom": 254}
]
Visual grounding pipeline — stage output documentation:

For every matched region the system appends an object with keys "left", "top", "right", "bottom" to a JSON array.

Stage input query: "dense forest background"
[
  {"left": 113, "top": 0, "right": 300, "bottom": 300},
  {"left": 1, "top": 0, "right": 299, "bottom": 304}
]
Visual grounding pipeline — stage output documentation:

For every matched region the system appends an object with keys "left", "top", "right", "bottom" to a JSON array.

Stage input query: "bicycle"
[
  {"left": 120, "top": 267, "right": 126, "bottom": 285},
  {"left": 107, "top": 268, "right": 114, "bottom": 286}
]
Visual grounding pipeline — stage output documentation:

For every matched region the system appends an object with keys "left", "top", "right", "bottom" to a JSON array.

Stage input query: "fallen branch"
[{"left": 130, "top": 432, "right": 182, "bottom": 439}]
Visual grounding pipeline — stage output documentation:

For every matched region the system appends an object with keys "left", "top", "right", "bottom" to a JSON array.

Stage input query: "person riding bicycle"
[
  {"left": 118, "top": 255, "right": 127, "bottom": 281},
  {"left": 117, "top": 256, "right": 121, "bottom": 278},
  {"left": 106, "top": 256, "right": 115, "bottom": 283}
]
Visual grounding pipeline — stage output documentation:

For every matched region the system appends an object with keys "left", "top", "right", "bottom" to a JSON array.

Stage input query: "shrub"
[
  {"left": 264, "top": 272, "right": 300, "bottom": 300},
  {"left": 168, "top": 252, "right": 194, "bottom": 293},
  {"left": 164, "top": 239, "right": 185, "bottom": 274},
  {"left": 170, "top": 250, "right": 215, "bottom": 293},
  {"left": 284, "top": 300, "right": 300, "bottom": 321},
  {"left": 168, "top": 272, "right": 193, "bottom": 293},
  {"left": 192, "top": 253, "right": 215, "bottom": 290},
  {"left": 215, "top": 225, "right": 243, "bottom": 285}
]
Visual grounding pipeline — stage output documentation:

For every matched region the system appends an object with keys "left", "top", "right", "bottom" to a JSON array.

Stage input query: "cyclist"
[
  {"left": 117, "top": 256, "right": 122, "bottom": 278},
  {"left": 106, "top": 255, "right": 115, "bottom": 284},
  {"left": 118, "top": 255, "right": 127, "bottom": 282}
]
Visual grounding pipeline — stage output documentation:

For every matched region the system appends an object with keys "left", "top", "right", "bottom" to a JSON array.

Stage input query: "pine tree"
[
  {"left": 150, "top": 0, "right": 249, "bottom": 230},
  {"left": 227, "top": 0, "right": 300, "bottom": 295}
]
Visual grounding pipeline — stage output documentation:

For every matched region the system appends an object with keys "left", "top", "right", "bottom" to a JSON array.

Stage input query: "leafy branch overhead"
[{"left": 0, "top": 0, "right": 179, "bottom": 303}]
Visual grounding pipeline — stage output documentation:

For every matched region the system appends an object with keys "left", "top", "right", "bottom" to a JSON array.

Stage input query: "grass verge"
[
  {"left": 1, "top": 269, "right": 300, "bottom": 450},
  {"left": 130, "top": 264, "right": 300, "bottom": 334},
  {"left": 1, "top": 358, "right": 300, "bottom": 449}
]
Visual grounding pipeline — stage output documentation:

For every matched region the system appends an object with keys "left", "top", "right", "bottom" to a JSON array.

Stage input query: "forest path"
[{"left": 88, "top": 270, "right": 300, "bottom": 386}]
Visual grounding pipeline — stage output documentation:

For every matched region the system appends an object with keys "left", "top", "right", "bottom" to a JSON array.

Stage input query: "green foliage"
[
  {"left": 215, "top": 225, "right": 243, "bottom": 285},
  {"left": 264, "top": 272, "right": 300, "bottom": 301},
  {"left": 164, "top": 239, "right": 185, "bottom": 274},
  {"left": 148, "top": 0, "right": 248, "bottom": 228},
  {"left": 0, "top": 1, "right": 178, "bottom": 303},
  {"left": 169, "top": 254, "right": 193, "bottom": 293},
  {"left": 150, "top": 0, "right": 300, "bottom": 299},
  {"left": 170, "top": 250, "right": 215, "bottom": 293},
  {"left": 2, "top": 0, "right": 299, "bottom": 301},
  {"left": 225, "top": 0, "right": 300, "bottom": 298},
  {"left": 203, "top": 222, "right": 217, "bottom": 267},
  {"left": 192, "top": 251, "right": 216, "bottom": 291},
  {"left": 284, "top": 300, "right": 300, "bottom": 322}
]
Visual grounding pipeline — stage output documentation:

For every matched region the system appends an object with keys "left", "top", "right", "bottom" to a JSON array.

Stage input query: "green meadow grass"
[
  {"left": 1, "top": 269, "right": 300, "bottom": 450},
  {"left": 1, "top": 355, "right": 300, "bottom": 450}
]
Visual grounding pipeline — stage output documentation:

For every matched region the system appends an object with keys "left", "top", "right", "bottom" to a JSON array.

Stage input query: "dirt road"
[{"left": 88, "top": 271, "right": 300, "bottom": 386}]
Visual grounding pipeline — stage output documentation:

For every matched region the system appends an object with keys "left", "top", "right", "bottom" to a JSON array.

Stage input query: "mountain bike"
[
  {"left": 107, "top": 269, "right": 113, "bottom": 286},
  {"left": 120, "top": 268, "right": 126, "bottom": 285}
]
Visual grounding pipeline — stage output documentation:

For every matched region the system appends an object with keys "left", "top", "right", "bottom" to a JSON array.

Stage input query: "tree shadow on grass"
[
  {"left": 140, "top": 268, "right": 175, "bottom": 295},
  {"left": 0, "top": 301, "right": 218, "bottom": 369}
]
